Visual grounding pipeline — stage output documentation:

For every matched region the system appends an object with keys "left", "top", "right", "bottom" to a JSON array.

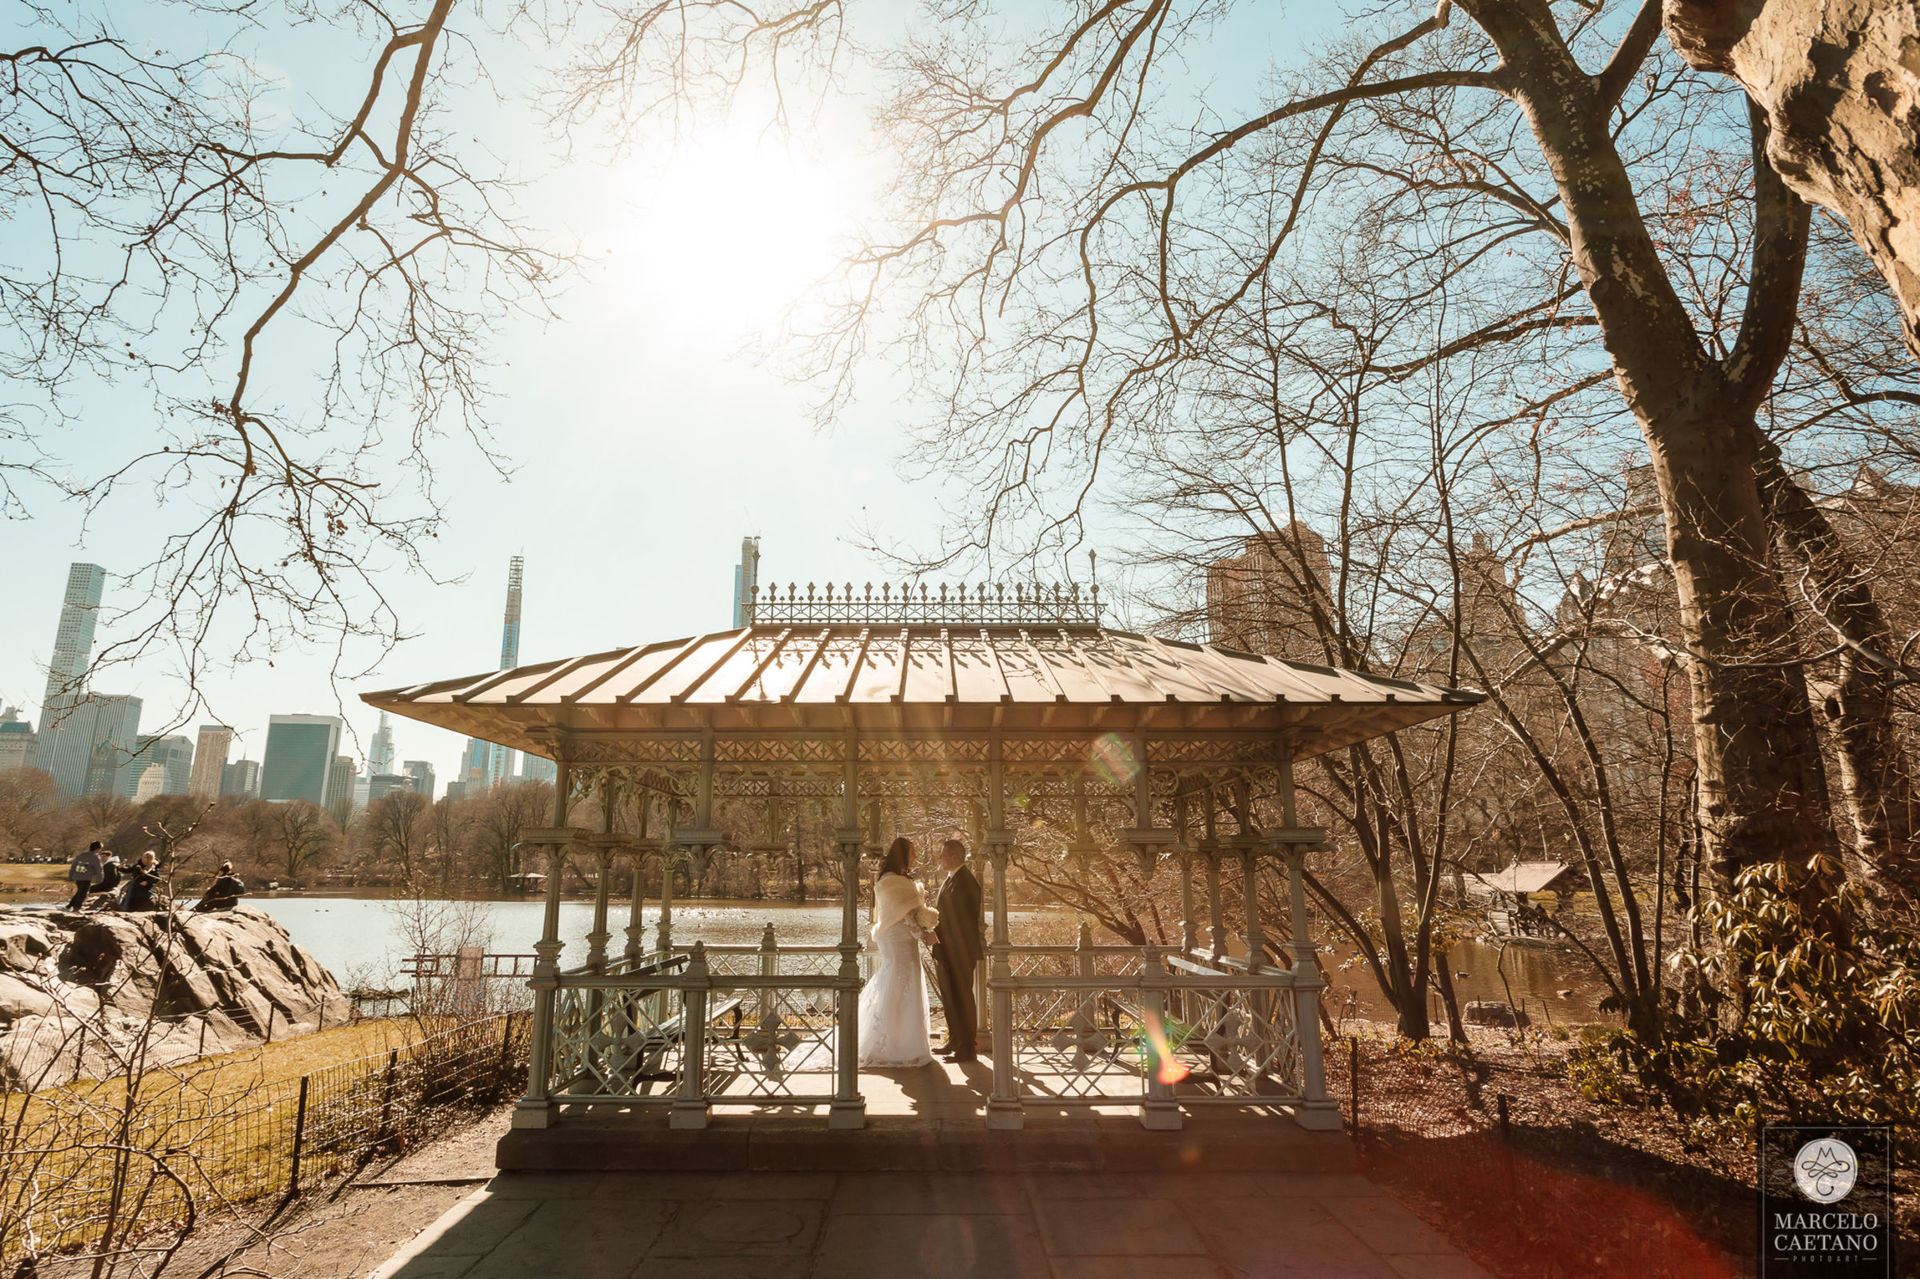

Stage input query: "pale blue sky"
[{"left": 0, "top": 1, "right": 1335, "bottom": 788}]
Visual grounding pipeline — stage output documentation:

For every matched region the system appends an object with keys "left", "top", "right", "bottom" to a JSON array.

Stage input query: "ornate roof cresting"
[{"left": 746, "top": 580, "right": 1102, "bottom": 627}]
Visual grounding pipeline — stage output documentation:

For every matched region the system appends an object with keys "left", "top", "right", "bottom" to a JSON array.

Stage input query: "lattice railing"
[
  {"left": 1009, "top": 982, "right": 1149, "bottom": 1101},
  {"left": 541, "top": 933, "right": 1311, "bottom": 1121},
  {"left": 992, "top": 948, "right": 1306, "bottom": 1107},
  {"left": 1166, "top": 980, "right": 1303, "bottom": 1100},
  {"left": 747, "top": 580, "right": 1102, "bottom": 627},
  {"left": 709, "top": 980, "right": 841, "bottom": 1100},
  {"left": 550, "top": 982, "right": 686, "bottom": 1100},
  {"left": 545, "top": 938, "right": 858, "bottom": 1111}
]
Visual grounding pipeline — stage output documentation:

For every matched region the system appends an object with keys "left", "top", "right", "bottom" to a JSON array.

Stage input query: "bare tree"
[
  {"left": 361, "top": 791, "right": 433, "bottom": 884},
  {"left": 2, "top": 0, "right": 558, "bottom": 717},
  {"left": 0, "top": 770, "right": 61, "bottom": 861},
  {"left": 271, "top": 801, "right": 337, "bottom": 885},
  {"left": 473, "top": 782, "right": 553, "bottom": 892},
  {"left": 826, "top": 0, "right": 1920, "bottom": 902},
  {"left": 70, "top": 792, "right": 132, "bottom": 849}
]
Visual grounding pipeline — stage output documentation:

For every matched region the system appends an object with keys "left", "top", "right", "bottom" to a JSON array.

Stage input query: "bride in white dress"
[{"left": 858, "top": 837, "right": 938, "bottom": 1068}]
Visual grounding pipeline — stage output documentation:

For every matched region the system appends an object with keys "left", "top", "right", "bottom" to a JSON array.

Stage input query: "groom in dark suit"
[{"left": 931, "top": 838, "right": 984, "bottom": 1062}]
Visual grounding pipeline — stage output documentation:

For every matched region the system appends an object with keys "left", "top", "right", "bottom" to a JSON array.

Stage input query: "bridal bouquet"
[{"left": 909, "top": 904, "right": 940, "bottom": 933}]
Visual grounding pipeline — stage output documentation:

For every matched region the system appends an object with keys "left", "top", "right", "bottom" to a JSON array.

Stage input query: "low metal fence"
[{"left": 1, "top": 1013, "right": 530, "bottom": 1266}]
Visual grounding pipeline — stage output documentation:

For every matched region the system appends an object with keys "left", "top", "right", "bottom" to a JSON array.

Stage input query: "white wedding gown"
[{"left": 858, "top": 912, "right": 933, "bottom": 1068}]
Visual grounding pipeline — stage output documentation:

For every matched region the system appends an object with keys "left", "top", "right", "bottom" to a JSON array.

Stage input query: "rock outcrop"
[{"left": 0, "top": 906, "right": 352, "bottom": 1087}]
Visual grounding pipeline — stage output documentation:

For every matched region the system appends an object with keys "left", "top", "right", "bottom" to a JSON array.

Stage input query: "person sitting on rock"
[
  {"left": 65, "top": 841, "right": 104, "bottom": 910},
  {"left": 195, "top": 862, "right": 245, "bottom": 912},
  {"left": 91, "top": 852, "right": 123, "bottom": 908},
  {"left": 120, "top": 851, "right": 162, "bottom": 913}
]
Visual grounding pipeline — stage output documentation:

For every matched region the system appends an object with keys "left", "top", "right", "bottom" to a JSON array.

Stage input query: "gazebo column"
[
  {"left": 656, "top": 851, "right": 676, "bottom": 953},
  {"left": 1233, "top": 780, "right": 1263, "bottom": 965},
  {"left": 985, "top": 734, "right": 1022, "bottom": 1130},
  {"left": 968, "top": 802, "right": 992, "bottom": 1050},
  {"left": 1178, "top": 851, "right": 1198, "bottom": 954},
  {"left": 1277, "top": 753, "right": 1341, "bottom": 1130},
  {"left": 514, "top": 760, "right": 575, "bottom": 1130},
  {"left": 1240, "top": 844, "right": 1264, "bottom": 966},
  {"left": 1201, "top": 790, "right": 1226, "bottom": 958},
  {"left": 623, "top": 853, "right": 646, "bottom": 967},
  {"left": 830, "top": 723, "right": 866, "bottom": 1130},
  {"left": 583, "top": 839, "right": 615, "bottom": 1081},
  {"left": 1140, "top": 947, "right": 1181, "bottom": 1130},
  {"left": 625, "top": 789, "right": 651, "bottom": 967},
  {"left": 587, "top": 772, "right": 616, "bottom": 972},
  {"left": 586, "top": 846, "right": 614, "bottom": 973}
]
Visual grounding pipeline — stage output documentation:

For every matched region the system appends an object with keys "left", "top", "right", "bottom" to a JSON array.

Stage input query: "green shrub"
[{"left": 1600, "top": 855, "right": 1920, "bottom": 1132}]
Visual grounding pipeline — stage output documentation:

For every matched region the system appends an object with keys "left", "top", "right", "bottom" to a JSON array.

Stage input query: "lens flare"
[
  {"left": 1089, "top": 732, "right": 1141, "bottom": 786},
  {"left": 1142, "top": 1009, "right": 1190, "bottom": 1086}
]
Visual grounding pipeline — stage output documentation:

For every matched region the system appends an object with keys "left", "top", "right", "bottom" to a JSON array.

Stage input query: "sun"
[{"left": 612, "top": 120, "right": 871, "bottom": 338}]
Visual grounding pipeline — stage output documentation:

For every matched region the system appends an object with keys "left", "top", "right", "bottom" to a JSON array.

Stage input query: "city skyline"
[{"left": 1, "top": 545, "right": 762, "bottom": 804}]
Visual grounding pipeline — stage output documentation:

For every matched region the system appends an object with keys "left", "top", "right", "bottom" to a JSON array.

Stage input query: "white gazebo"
[{"left": 363, "top": 582, "right": 1482, "bottom": 1137}]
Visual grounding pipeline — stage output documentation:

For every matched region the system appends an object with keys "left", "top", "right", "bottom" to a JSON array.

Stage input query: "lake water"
[{"left": 246, "top": 892, "right": 1612, "bottom": 1026}]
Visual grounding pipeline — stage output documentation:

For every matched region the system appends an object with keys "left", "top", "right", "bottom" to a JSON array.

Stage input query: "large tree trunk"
[
  {"left": 1753, "top": 435, "right": 1920, "bottom": 900},
  {"left": 1665, "top": 0, "right": 1920, "bottom": 355},
  {"left": 1463, "top": 0, "right": 1837, "bottom": 883}
]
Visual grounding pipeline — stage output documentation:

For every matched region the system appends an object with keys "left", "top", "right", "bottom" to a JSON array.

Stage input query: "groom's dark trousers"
[{"left": 932, "top": 863, "right": 985, "bottom": 1057}]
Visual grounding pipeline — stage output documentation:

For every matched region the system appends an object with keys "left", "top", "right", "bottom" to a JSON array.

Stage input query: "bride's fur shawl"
[{"left": 872, "top": 871, "right": 938, "bottom": 941}]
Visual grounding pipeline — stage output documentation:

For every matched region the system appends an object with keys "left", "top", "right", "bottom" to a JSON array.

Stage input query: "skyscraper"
[
  {"left": 733, "top": 536, "right": 761, "bottom": 627},
  {"left": 188, "top": 725, "right": 232, "bottom": 798},
  {"left": 461, "top": 737, "right": 492, "bottom": 790},
  {"left": 1205, "top": 526, "right": 1332, "bottom": 661},
  {"left": 34, "top": 563, "right": 107, "bottom": 795},
  {"left": 221, "top": 758, "right": 261, "bottom": 798},
  {"left": 122, "top": 734, "right": 193, "bottom": 798},
  {"left": 326, "top": 754, "right": 358, "bottom": 824},
  {"left": 79, "top": 695, "right": 143, "bottom": 797},
  {"left": 369, "top": 711, "right": 395, "bottom": 775},
  {"left": 260, "top": 715, "right": 343, "bottom": 805},
  {"left": 486, "top": 556, "right": 524, "bottom": 789},
  {"left": 367, "top": 773, "right": 414, "bottom": 802},
  {"left": 402, "top": 759, "right": 436, "bottom": 800}
]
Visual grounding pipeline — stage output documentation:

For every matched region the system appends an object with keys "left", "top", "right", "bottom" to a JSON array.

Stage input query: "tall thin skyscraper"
[
  {"left": 35, "top": 563, "right": 108, "bottom": 795},
  {"left": 733, "top": 536, "right": 761, "bottom": 627},
  {"left": 369, "top": 711, "right": 395, "bottom": 775},
  {"left": 485, "top": 556, "right": 524, "bottom": 789}
]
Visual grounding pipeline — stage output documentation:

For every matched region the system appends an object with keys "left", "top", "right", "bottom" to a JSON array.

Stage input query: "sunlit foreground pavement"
[{"left": 369, "top": 1166, "right": 1492, "bottom": 1279}]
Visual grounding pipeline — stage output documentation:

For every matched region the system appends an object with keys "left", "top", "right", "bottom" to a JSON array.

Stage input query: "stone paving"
[{"left": 370, "top": 1168, "right": 1495, "bottom": 1279}]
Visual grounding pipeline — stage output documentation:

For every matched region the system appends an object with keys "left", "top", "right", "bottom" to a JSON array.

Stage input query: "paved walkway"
[{"left": 371, "top": 1168, "right": 1494, "bottom": 1279}]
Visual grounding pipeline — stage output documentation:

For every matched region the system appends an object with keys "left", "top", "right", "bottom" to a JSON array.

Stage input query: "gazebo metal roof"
[{"left": 362, "top": 622, "right": 1483, "bottom": 761}]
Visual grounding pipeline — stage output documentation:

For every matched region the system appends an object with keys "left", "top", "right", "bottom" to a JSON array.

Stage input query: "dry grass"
[
  {"left": 0, "top": 863, "right": 69, "bottom": 897},
  {"left": 186, "top": 1017, "right": 422, "bottom": 1086},
  {"left": 2, "top": 1015, "right": 521, "bottom": 1266},
  {"left": 2, "top": 1017, "right": 436, "bottom": 1258}
]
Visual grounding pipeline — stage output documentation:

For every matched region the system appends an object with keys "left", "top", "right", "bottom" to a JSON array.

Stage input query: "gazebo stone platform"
[
  {"left": 498, "top": 1060, "right": 1357, "bottom": 1174},
  {"left": 365, "top": 581, "right": 1483, "bottom": 1158}
]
